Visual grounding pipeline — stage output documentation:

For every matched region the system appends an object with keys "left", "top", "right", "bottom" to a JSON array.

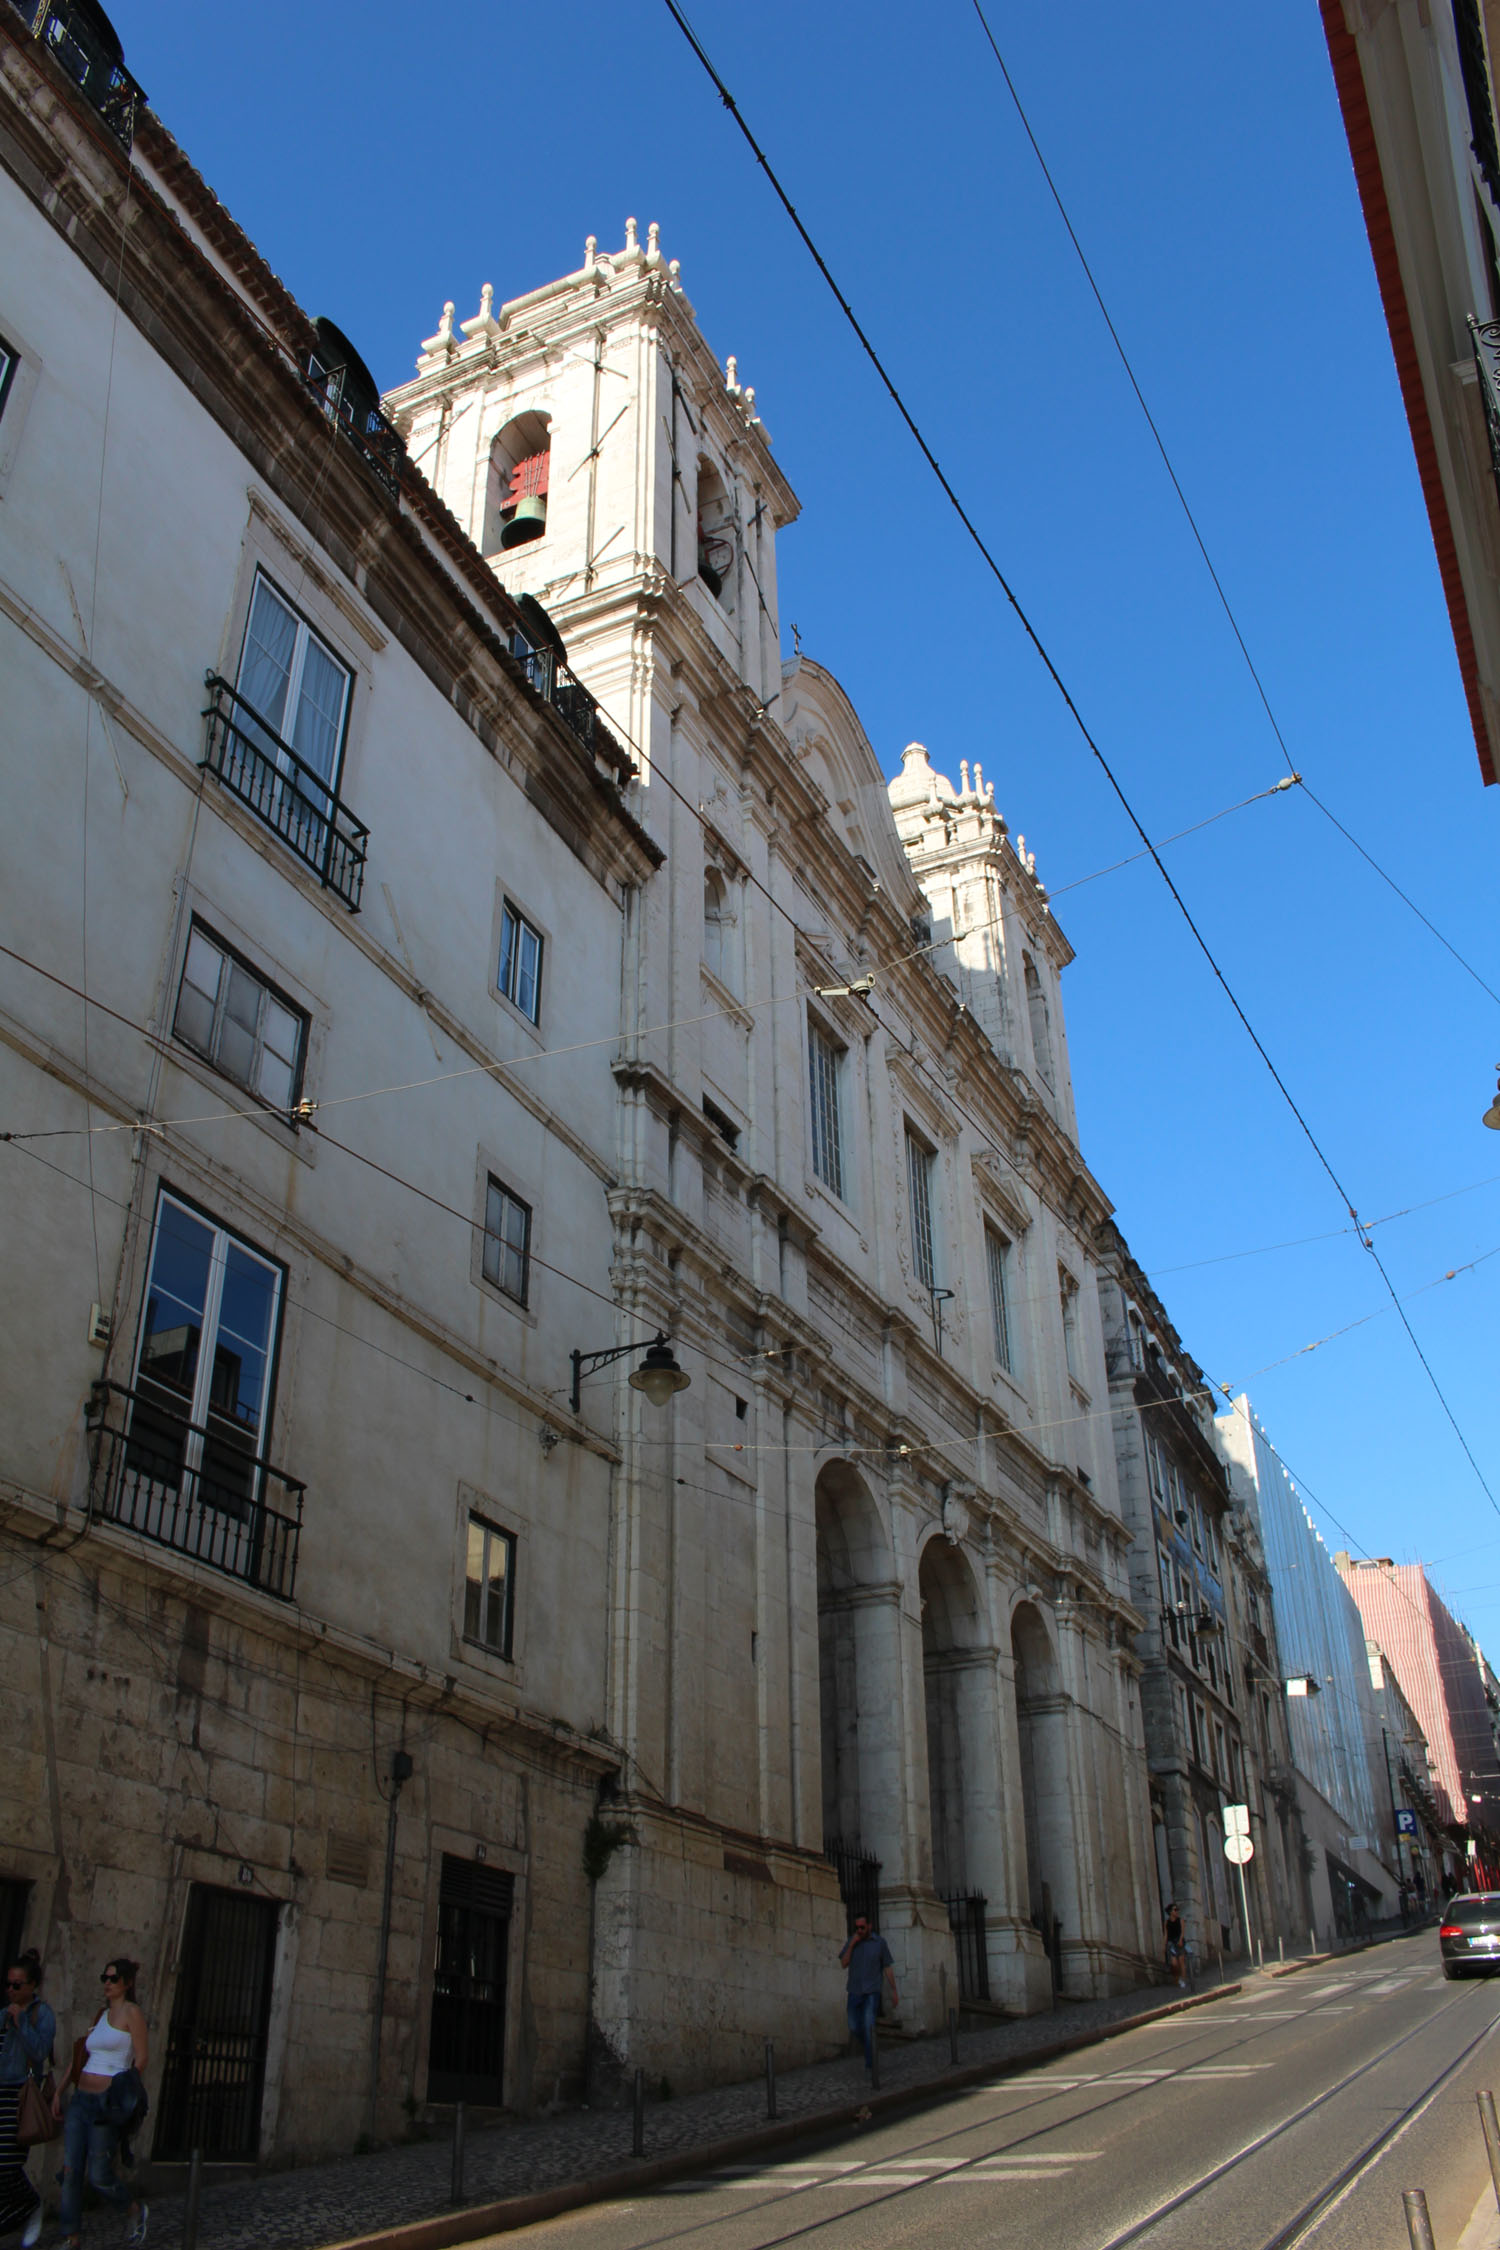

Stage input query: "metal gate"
[
  {"left": 944, "top": 1892, "right": 990, "bottom": 2003},
  {"left": 824, "top": 1836, "right": 881, "bottom": 1935},
  {"left": 426, "top": 1856, "right": 514, "bottom": 2105},
  {"left": 153, "top": 1885, "right": 278, "bottom": 2160}
]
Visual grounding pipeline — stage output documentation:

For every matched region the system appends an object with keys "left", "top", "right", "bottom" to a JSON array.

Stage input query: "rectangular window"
[
  {"left": 498, "top": 902, "right": 543, "bottom": 1024},
  {"left": 128, "top": 1191, "right": 283, "bottom": 1517},
  {"left": 985, "top": 1226, "right": 1013, "bottom": 1372},
  {"left": 1214, "top": 1722, "right": 1228, "bottom": 1783},
  {"left": 807, "top": 1020, "right": 845, "bottom": 1199},
  {"left": 482, "top": 1176, "right": 531, "bottom": 1304},
  {"left": 237, "top": 572, "right": 352, "bottom": 814},
  {"left": 1059, "top": 1269, "right": 1082, "bottom": 1384},
  {"left": 905, "top": 1127, "right": 936, "bottom": 1292},
  {"left": 173, "top": 923, "right": 307, "bottom": 1115},
  {"left": 464, "top": 1515, "right": 516, "bottom": 1658}
]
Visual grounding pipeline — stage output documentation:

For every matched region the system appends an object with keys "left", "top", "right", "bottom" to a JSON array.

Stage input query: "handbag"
[{"left": 16, "top": 2072, "right": 58, "bottom": 2146}]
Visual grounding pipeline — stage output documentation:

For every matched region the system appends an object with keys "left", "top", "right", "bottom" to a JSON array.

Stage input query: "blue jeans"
[
  {"left": 60, "top": 2089, "right": 133, "bottom": 2232},
  {"left": 846, "top": 1991, "right": 878, "bottom": 2068}
]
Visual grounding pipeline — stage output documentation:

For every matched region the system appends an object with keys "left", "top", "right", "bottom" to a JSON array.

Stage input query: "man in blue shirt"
[{"left": 839, "top": 1915, "right": 898, "bottom": 2072}]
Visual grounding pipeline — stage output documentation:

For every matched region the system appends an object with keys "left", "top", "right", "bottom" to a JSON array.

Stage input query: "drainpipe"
[{"left": 365, "top": 1748, "right": 414, "bottom": 2143}]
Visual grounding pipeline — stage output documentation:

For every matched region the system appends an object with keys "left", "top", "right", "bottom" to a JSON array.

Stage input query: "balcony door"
[
  {"left": 236, "top": 572, "right": 351, "bottom": 856},
  {"left": 122, "top": 1193, "right": 282, "bottom": 1555},
  {"left": 427, "top": 1857, "right": 514, "bottom": 2105}
]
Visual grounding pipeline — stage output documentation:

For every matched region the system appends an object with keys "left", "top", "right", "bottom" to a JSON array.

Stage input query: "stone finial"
[
  {"left": 584, "top": 235, "right": 598, "bottom": 273},
  {"left": 624, "top": 215, "right": 639, "bottom": 252},
  {"left": 725, "top": 355, "right": 742, "bottom": 398},
  {"left": 668, "top": 258, "right": 682, "bottom": 283},
  {"left": 420, "top": 299, "right": 457, "bottom": 358},
  {"left": 959, "top": 759, "right": 971, "bottom": 796},
  {"left": 459, "top": 282, "right": 500, "bottom": 343},
  {"left": 973, "top": 762, "right": 983, "bottom": 800},
  {"left": 646, "top": 221, "right": 662, "bottom": 268}
]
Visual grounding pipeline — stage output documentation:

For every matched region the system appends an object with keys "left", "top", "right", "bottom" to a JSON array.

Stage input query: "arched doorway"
[
  {"left": 815, "top": 1463, "right": 895, "bottom": 1915},
  {"left": 1011, "top": 1601, "right": 1072, "bottom": 1983}
]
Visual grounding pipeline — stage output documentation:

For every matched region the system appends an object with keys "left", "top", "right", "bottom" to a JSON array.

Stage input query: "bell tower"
[{"left": 383, "top": 221, "right": 799, "bottom": 723}]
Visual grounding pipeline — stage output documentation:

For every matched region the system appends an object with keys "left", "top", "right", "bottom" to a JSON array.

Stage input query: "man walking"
[
  {"left": 1163, "top": 1900, "right": 1188, "bottom": 1990},
  {"left": 839, "top": 1914, "right": 898, "bottom": 2073}
]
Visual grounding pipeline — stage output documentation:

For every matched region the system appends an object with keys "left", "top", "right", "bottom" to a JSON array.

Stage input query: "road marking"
[
  {"left": 1306, "top": 1981, "right": 1354, "bottom": 1996},
  {"left": 678, "top": 2150, "right": 1106, "bottom": 2197},
  {"left": 1178, "top": 2063, "right": 1270, "bottom": 2077}
]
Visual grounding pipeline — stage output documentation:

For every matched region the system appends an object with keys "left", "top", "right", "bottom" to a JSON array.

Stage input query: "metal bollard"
[
  {"left": 949, "top": 2007, "right": 959, "bottom": 2067},
  {"left": 1310, "top": 1928, "right": 1317, "bottom": 1957},
  {"left": 870, "top": 2017, "right": 880, "bottom": 2090},
  {"left": 1278, "top": 1935, "right": 1285, "bottom": 1964},
  {"left": 182, "top": 2149, "right": 203, "bottom": 2250},
  {"left": 632, "top": 2067, "right": 645, "bottom": 2158},
  {"left": 1402, "top": 2189, "right": 1437, "bottom": 2250},
  {"left": 765, "top": 2038, "right": 777, "bottom": 2120},
  {"left": 449, "top": 2101, "right": 465, "bottom": 2204},
  {"left": 1478, "top": 2090, "right": 1500, "bottom": 2205},
  {"left": 1256, "top": 1939, "right": 1264, "bottom": 1970}
]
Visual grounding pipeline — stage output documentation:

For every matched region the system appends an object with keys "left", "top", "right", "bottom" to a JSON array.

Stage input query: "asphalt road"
[{"left": 488, "top": 1934, "right": 1500, "bottom": 2250}]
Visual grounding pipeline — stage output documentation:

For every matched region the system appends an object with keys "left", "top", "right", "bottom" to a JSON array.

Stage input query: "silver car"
[{"left": 1440, "top": 1892, "right": 1500, "bottom": 1977}]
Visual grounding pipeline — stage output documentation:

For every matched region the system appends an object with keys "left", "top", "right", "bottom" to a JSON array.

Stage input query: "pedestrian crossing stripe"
[{"left": 671, "top": 2151, "right": 1105, "bottom": 2195}]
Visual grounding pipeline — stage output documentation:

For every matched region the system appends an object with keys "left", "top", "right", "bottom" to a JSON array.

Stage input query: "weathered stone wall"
[{"left": 0, "top": 1521, "right": 600, "bottom": 2163}]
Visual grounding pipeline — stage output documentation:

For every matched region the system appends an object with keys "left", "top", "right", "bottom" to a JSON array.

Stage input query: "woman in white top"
[{"left": 52, "top": 1959, "right": 149, "bottom": 2248}]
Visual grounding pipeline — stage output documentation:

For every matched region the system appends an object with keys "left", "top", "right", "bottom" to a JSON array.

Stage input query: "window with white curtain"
[
  {"left": 236, "top": 572, "right": 351, "bottom": 815},
  {"left": 482, "top": 1176, "right": 532, "bottom": 1304},
  {"left": 807, "top": 1019, "right": 845, "bottom": 1200},
  {"left": 173, "top": 922, "right": 306, "bottom": 1115},
  {"left": 498, "top": 902, "right": 543, "bottom": 1024},
  {"left": 985, "top": 1225, "right": 1014, "bottom": 1373},
  {"left": 905, "top": 1126, "right": 936, "bottom": 1292},
  {"left": 464, "top": 1514, "right": 517, "bottom": 1658}
]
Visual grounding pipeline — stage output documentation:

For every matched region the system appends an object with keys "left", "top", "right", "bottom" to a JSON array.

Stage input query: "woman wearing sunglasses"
[
  {"left": 51, "top": 1959, "right": 149, "bottom": 2248},
  {"left": 0, "top": 1949, "right": 55, "bottom": 2249}
]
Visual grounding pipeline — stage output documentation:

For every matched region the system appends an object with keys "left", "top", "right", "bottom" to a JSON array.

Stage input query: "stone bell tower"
[{"left": 383, "top": 221, "right": 799, "bottom": 733}]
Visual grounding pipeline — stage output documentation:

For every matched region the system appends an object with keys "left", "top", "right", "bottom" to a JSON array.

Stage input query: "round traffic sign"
[{"left": 1223, "top": 1834, "right": 1255, "bottom": 1865}]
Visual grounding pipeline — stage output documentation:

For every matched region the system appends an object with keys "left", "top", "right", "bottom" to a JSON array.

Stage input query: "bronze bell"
[{"left": 501, "top": 496, "right": 547, "bottom": 549}]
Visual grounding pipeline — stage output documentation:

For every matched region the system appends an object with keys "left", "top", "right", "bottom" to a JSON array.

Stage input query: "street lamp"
[
  {"left": 570, "top": 1333, "right": 690, "bottom": 1414},
  {"left": 1484, "top": 1068, "right": 1500, "bottom": 1130}
]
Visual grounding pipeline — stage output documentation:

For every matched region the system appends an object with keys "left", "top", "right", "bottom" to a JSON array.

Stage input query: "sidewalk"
[{"left": 48, "top": 1973, "right": 1249, "bottom": 2250}]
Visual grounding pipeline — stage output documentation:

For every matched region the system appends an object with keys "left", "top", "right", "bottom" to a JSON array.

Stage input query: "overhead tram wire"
[
  {"left": 967, "top": 0, "right": 1500, "bottom": 1015},
  {"left": 659, "top": 0, "right": 1500, "bottom": 1516}
]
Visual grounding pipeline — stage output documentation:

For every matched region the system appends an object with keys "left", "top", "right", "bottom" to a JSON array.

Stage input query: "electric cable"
[
  {"left": 658, "top": 0, "right": 1498, "bottom": 1516},
  {"left": 967, "top": 0, "right": 1500, "bottom": 1012}
]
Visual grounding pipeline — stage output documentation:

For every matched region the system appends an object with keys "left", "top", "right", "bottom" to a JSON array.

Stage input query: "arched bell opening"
[
  {"left": 484, "top": 411, "right": 552, "bottom": 554},
  {"left": 696, "top": 456, "right": 736, "bottom": 611}
]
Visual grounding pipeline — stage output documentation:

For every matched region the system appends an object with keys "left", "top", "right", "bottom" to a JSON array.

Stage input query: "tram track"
[{"left": 535, "top": 1968, "right": 1495, "bottom": 2250}]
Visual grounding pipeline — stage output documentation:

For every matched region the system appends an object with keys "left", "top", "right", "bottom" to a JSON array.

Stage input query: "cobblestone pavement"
[{"left": 46, "top": 1972, "right": 1244, "bottom": 2250}]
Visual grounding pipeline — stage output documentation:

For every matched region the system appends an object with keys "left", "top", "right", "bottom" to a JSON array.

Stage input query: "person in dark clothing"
[
  {"left": 0, "top": 1950, "right": 54, "bottom": 2248},
  {"left": 1163, "top": 1901, "right": 1188, "bottom": 1990},
  {"left": 839, "top": 1916, "right": 898, "bottom": 2072}
]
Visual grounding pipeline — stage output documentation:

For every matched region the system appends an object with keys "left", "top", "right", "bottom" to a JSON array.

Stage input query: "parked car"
[{"left": 1439, "top": 1893, "right": 1500, "bottom": 1977}]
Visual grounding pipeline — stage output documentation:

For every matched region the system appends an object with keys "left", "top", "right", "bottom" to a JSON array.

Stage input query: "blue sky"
[{"left": 114, "top": 1, "right": 1500, "bottom": 1643}]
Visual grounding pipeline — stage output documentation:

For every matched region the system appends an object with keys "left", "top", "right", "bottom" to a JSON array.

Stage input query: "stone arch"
[
  {"left": 815, "top": 1462, "right": 895, "bottom": 1863},
  {"left": 703, "top": 865, "right": 731, "bottom": 988},
  {"left": 696, "top": 455, "right": 736, "bottom": 610},
  {"left": 1010, "top": 1599, "right": 1073, "bottom": 1960},
  {"left": 918, "top": 1536, "right": 985, "bottom": 1898}
]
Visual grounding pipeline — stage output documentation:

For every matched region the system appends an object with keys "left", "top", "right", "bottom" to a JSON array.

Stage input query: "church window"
[
  {"left": 696, "top": 457, "right": 735, "bottom": 608},
  {"left": 905, "top": 1127, "right": 937, "bottom": 1292},
  {"left": 808, "top": 1019, "right": 845, "bottom": 1199},
  {"left": 985, "top": 1225, "right": 1014, "bottom": 1374},
  {"left": 1024, "top": 954, "right": 1055, "bottom": 1090}
]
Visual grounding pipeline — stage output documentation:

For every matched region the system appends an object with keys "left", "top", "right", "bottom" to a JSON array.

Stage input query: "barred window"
[
  {"left": 905, "top": 1127, "right": 936, "bottom": 1292},
  {"left": 808, "top": 1021, "right": 845, "bottom": 1199},
  {"left": 464, "top": 1514, "right": 516, "bottom": 1658},
  {"left": 482, "top": 1177, "right": 531, "bottom": 1304},
  {"left": 985, "top": 1225, "right": 1013, "bottom": 1372}
]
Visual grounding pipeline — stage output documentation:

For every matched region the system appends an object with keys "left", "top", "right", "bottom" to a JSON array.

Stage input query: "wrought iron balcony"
[
  {"left": 304, "top": 346, "right": 405, "bottom": 500},
  {"left": 85, "top": 1379, "right": 303, "bottom": 1599},
  {"left": 1470, "top": 316, "right": 1500, "bottom": 510},
  {"left": 508, "top": 633, "right": 605, "bottom": 759},
  {"left": 13, "top": 0, "right": 144, "bottom": 148},
  {"left": 201, "top": 673, "right": 368, "bottom": 911}
]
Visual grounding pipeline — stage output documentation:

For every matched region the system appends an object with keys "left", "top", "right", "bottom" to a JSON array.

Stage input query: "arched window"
[
  {"left": 1024, "top": 954, "right": 1055, "bottom": 1091},
  {"left": 483, "top": 411, "right": 551, "bottom": 554},
  {"left": 696, "top": 456, "right": 735, "bottom": 610}
]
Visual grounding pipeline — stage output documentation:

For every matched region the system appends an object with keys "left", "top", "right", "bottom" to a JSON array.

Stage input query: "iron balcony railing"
[
  {"left": 201, "top": 673, "right": 368, "bottom": 911},
  {"left": 85, "top": 1379, "right": 304, "bottom": 1600},
  {"left": 944, "top": 1892, "right": 990, "bottom": 2004},
  {"left": 824, "top": 1835, "right": 881, "bottom": 1936},
  {"left": 13, "top": 0, "right": 145, "bottom": 147},
  {"left": 1470, "top": 316, "right": 1500, "bottom": 512},
  {"left": 508, "top": 633, "right": 605, "bottom": 759},
  {"left": 304, "top": 357, "right": 406, "bottom": 500}
]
